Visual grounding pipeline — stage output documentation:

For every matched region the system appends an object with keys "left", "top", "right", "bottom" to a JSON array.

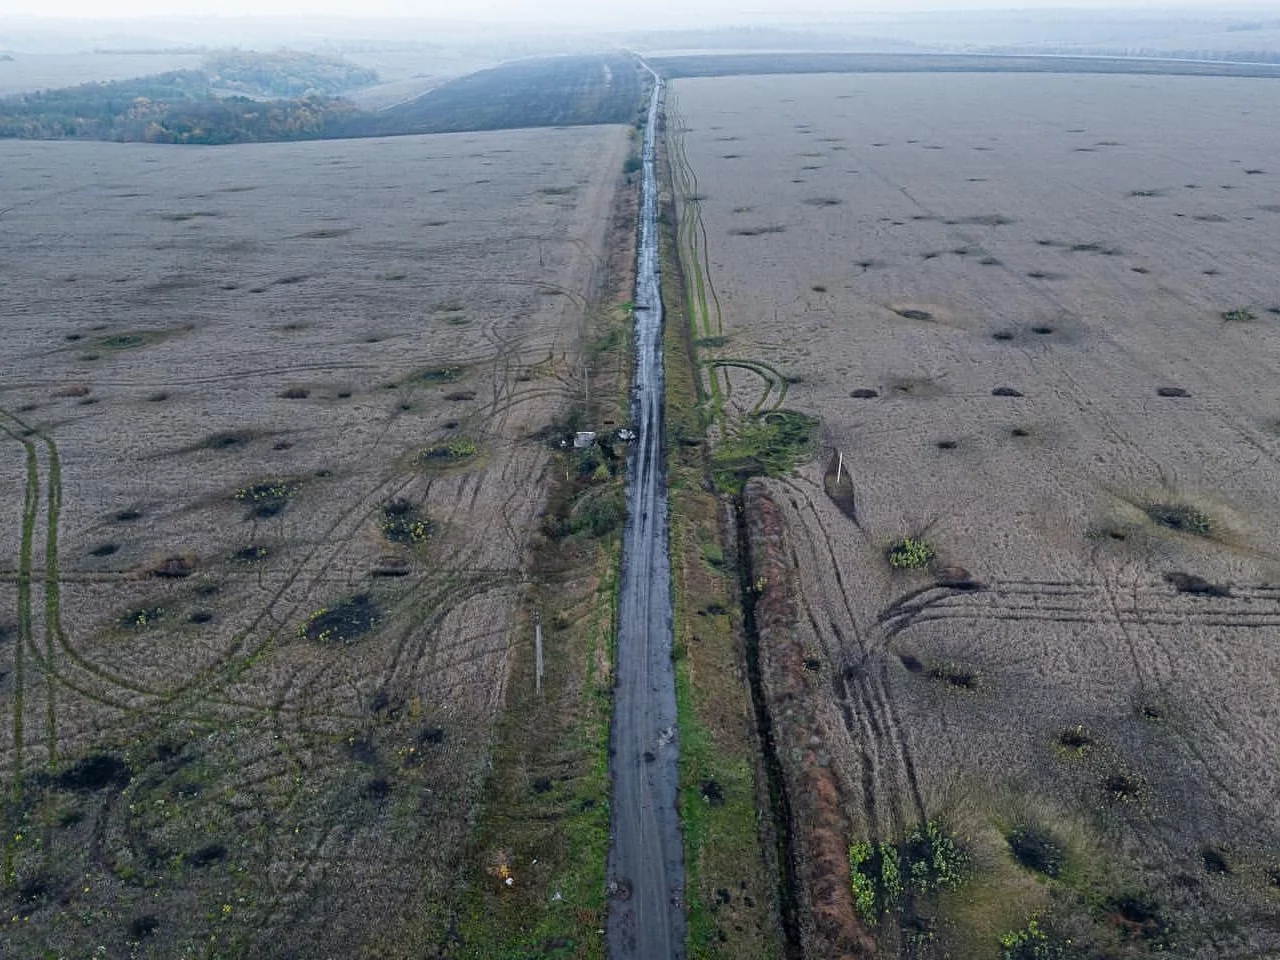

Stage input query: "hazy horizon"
[{"left": 3, "top": 1, "right": 1280, "bottom": 28}]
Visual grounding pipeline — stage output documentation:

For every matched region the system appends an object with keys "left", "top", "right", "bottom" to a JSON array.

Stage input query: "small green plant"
[
  {"left": 905, "top": 820, "right": 967, "bottom": 891},
  {"left": 999, "top": 916, "right": 1064, "bottom": 960},
  {"left": 623, "top": 155, "right": 642, "bottom": 174},
  {"left": 848, "top": 842, "right": 878, "bottom": 923},
  {"left": 889, "top": 537, "right": 936, "bottom": 569},
  {"left": 1221, "top": 308, "right": 1256, "bottom": 323},
  {"left": 419, "top": 437, "right": 478, "bottom": 464}
]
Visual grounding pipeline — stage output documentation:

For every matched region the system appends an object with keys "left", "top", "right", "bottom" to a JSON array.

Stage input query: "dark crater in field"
[
  {"left": 927, "top": 662, "right": 980, "bottom": 691},
  {"left": 992, "top": 331, "right": 1014, "bottom": 341},
  {"left": 1164, "top": 572, "right": 1230, "bottom": 597},
  {"left": 129, "top": 915, "right": 160, "bottom": 939},
  {"left": 1031, "top": 325, "right": 1054, "bottom": 335},
  {"left": 700, "top": 779, "right": 725, "bottom": 806},
  {"left": 894, "top": 308, "right": 932, "bottom": 322},
  {"left": 232, "top": 545, "right": 270, "bottom": 563},
  {"left": 850, "top": 389, "right": 879, "bottom": 399},
  {"left": 190, "top": 843, "right": 227, "bottom": 867},
  {"left": 729, "top": 224, "right": 786, "bottom": 236},
  {"left": 1006, "top": 826, "right": 1063, "bottom": 877},
  {"left": 150, "top": 555, "right": 195, "bottom": 579},
  {"left": 802, "top": 197, "right": 842, "bottom": 206},
  {"left": 114, "top": 509, "right": 142, "bottom": 522},
  {"left": 992, "top": 387, "right": 1023, "bottom": 397},
  {"left": 899, "top": 653, "right": 924, "bottom": 674},
  {"left": 1200, "top": 847, "right": 1232, "bottom": 874},
  {"left": 90, "top": 543, "right": 119, "bottom": 557},
  {"left": 936, "top": 440, "right": 957, "bottom": 450},
  {"left": 1157, "top": 387, "right": 1190, "bottom": 397},
  {"left": 53, "top": 753, "right": 130, "bottom": 791},
  {"left": 303, "top": 593, "right": 379, "bottom": 645},
  {"left": 1146, "top": 503, "right": 1211, "bottom": 535}
]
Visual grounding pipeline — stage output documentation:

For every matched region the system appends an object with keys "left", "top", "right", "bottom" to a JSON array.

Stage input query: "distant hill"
[
  {"left": 0, "top": 53, "right": 647, "bottom": 143},
  {"left": 351, "top": 55, "right": 644, "bottom": 137}
]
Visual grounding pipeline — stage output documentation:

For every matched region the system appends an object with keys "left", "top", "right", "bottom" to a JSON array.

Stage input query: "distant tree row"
[
  {"left": 0, "top": 72, "right": 358, "bottom": 143},
  {"left": 204, "top": 50, "right": 379, "bottom": 98}
]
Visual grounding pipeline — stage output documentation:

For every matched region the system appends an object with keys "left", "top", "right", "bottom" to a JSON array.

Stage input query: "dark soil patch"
[
  {"left": 1164, "top": 572, "right": 1230, "bottom": 597},
  {"left": 115, "top": 509, "right": 142, "bottom": 522},
  {"left": 899, "top": 653, "right": 924, "bottom": 674},
  {"left": 992, "top": 387, "right": 1023, "bottom": 397},
  {"left": 700, "top": 779, "right": 725, "bottom": 806},
  {"left": 302, "top": 593, "right": 379, "bottom": 646},
  {"left": 363, "top": 777, "right": 392, "bottom": 802},
  {"left": 1201, "top": 847, "right": 1231, "bottom": 874},
  {"left": 1031, "top": 325, "right": 1054, "bottom": 335},
  {"left": 151, "top": 555, "right": 195, "bottom": 579},
  {"left": 1103, "top": 771, "right": 1145, "bottom": 803},
  {"left": 55, "top": 753, "right": 130, "bottom": 791},
  {"left": 802, "top": 197, "right": 842, "bottom": 206},
  {"left": 1057, "top": 726, "right": 1096, "bottom": 752},
  {"left": 444, "top": 390, "right": 476, "bottom": 402},
  {"left": 129, "top": 915, "right": 160, "bottom": 939},
  {"left": 90, "top": 543, "right": 118, "bottom": 557},
  {"left": 420, "top": 365, "right": 465, "bottom": 384},
  {"left": 190, "top": 843, "right": 227, "bottom": 867},
  {"left": 729, "top": 225, "right": 787, "bottom": 237},
  {"left": 936, "top": 440, "right": 957, "bottom": 450},
  {"left": 927, "top": 662, "right": 979, "bottom": 691},
  {"left": 850, "top": 389, "right": 879, "bottom": 399},
  {"left": 278, "top": 386, "right": 310, "bottom": 399},
  {"left": 202, "top": 431, "right": 251, "bottom": 450},
  {"left": 189, "top": 610, "right": 213, "bottom": 624},
  {"left": 1156, "top": 387, "right": 1190, "bottom": 397},
  {"left": 895, "top": 308, "right": 933, "bottom": 321},
  {"left": 1105, "top": 894, "right": 1169, "bottom": 943},
  {"left": 147, "top": 391, "right": 169, "bottom": 402},
  {"left": 231, "top": 545, "right": 269, "bottom": 563},
  {"left": 1146, "top": 503, "right": 1211, "bottom": 535},
  {"left": 1007, "top": 826, "right": 1064, "bottom": 877},
  {"left": 992, "top": 331, "right": 1014, "bottom": 341}
]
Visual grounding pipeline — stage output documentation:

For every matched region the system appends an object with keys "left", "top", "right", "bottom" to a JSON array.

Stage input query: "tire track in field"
[
  {"left": 781, "top": 484, "right": 926, "bottom": 837},
  {"left": 0, "top": 420, "right": 37, "bottom": 884}
]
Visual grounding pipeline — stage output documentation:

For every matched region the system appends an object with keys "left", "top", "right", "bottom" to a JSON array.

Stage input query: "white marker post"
[{"left": 836, "top": 451, "right": 844, "bottom": 486}]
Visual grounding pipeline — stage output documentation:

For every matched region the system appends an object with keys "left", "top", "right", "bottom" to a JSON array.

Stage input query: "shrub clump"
[
  {"left": 889, "top": 538, "right": 936, "bottom": 570},
  {"left": 1145, "top": 503, "right": 1211, "bottom": 535},
  {"left": 379, "top": 499, "right": 431, "bottom": 545},
  {"left": 1221, "top": 308, "right": 1256, "bottom": 323},
  {"left": 712, "top": 409, "right": 818, "bottom": 493},
  {"left": 234, "top": 478, "right": 300, "bottom": 518},
  {"left": 849, "top": 821, "right": 966, "bottom": 924},
  {"left": 419, "top": 437, "right": 478, "bottom": 465}
]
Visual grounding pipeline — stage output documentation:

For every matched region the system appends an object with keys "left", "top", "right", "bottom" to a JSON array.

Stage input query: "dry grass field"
[
  {"left": 668, "top": 72, "right": 1280, "bottom": 958},
  {"left": 0, "top": 124, "right": 630, "bottom": 957}
]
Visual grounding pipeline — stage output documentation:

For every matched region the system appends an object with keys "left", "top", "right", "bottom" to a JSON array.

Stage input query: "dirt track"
[{"left": 607, "top": 72, "right": 686, "bottom": 960}]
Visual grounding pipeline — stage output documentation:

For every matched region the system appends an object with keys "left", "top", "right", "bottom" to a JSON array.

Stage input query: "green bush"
[{"left": 889, "top": 537, "right": 935, "bottom": 569}]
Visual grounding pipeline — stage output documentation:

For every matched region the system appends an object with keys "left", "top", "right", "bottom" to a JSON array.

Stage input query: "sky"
[{"left": 1, "top": 0, "right": 1269, "bottom": 23}]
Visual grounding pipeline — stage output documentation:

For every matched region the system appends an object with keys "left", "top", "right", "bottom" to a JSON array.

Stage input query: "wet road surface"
[{"left": 606, "top": 66, "right": 685, "bottom": 960}]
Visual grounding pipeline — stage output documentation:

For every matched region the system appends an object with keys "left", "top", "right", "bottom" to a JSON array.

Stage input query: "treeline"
[
  {"left": 204, "top": 50, "right": 379, "bottom": 98},
  {"left": 0, "top": 72, "right": 358, "bottom": 143}
]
